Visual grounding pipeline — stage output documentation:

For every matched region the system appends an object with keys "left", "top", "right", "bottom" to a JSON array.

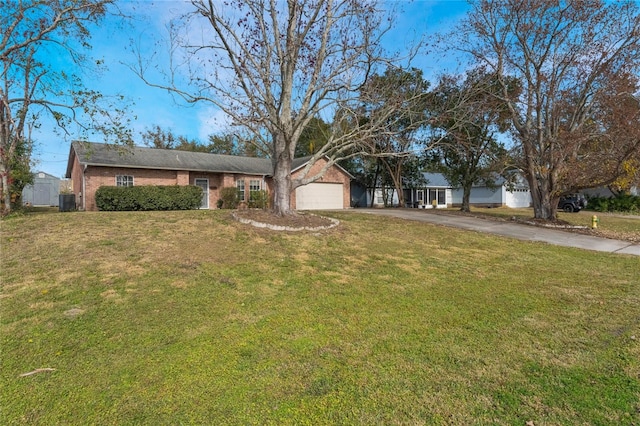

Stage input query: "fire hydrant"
[{"left": 591, "top": 215, "right": 599, "bottom": 229}]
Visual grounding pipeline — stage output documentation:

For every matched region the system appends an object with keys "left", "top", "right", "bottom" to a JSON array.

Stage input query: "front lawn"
[{"left": 1, "top": 210, "right": 639, "bottom": 425}]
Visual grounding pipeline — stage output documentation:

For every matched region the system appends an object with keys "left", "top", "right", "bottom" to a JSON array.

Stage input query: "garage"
[{"left": 295, "top": 183, "right": 344, "bottom": 210}]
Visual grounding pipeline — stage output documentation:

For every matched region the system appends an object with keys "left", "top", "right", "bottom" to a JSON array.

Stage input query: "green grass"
[{"left": 2, "top": 209, "right": 639, "bottom": 425}]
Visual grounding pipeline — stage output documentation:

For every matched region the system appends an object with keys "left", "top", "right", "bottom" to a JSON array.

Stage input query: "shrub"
[
  {"left": 219, "top": 187, "right": 240, "bottom": 209},
  {"left": 586, "top": 193, "right": 640, "bottom": 213},
  {"left": 95, "top": 185, "right": 203, "bottom": 211},
  {"left": 248, "top": 190, "right": 269, "bottom": 209}
]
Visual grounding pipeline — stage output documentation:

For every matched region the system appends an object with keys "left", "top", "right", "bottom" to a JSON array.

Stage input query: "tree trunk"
[
  {"left": 381, "top": 158, "right": 405, "bottom": 207},
  {"left": 527, "top": 173, "right": 558, "bottom": 220},
  {"left": 1, "top": 165, "right": 11, "bottom": 216},
  {"left": 369, "top": 161, "right": 381, "bottom": 208},
  {"left": 461, "top": 183, "right": 471, "bottom": 213},
  {"left": 271, "top": 133, "right": 294, "bottom": 216}
]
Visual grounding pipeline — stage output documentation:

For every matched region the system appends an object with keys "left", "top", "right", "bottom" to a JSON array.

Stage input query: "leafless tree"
[
  {"left": 451, "top": 0, "right": 640, "bottom": 219},
  {"left": 133, "top": 0, "right": 422, "bottom": 215},
  {"left": 0, "top": 0, "right": 131, "bottom": 215}
]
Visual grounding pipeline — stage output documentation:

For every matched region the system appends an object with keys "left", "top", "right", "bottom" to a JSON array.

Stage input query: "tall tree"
[
  {"left": 572, "top": 72, "right": 640, "bottom": 196},
  {"left": 358, "top": 67, "right": 430, "bottom": 207},
  {"left": 6, "top": 136, "right": 33, "bottom": 207},
  {"left": 295, "top": 117, "right": 330, "bottom": 158},
  {"left": 141, "top": 125, "right": 265, "bottom": 156},
  {"left": 427, "top": 70, "right": 513, "bottom": 212},
  {"left": 134, "top": 0, "right": 421, "bottom": 215},
  {"left": 0, "top": 0, "right": 131, "bottom": 215},
  {"left": 452, "top": 0, "right": 640, "bottom": 219},
  {"left": 141, "top": 125, "right": 182, "bottom": 149}
]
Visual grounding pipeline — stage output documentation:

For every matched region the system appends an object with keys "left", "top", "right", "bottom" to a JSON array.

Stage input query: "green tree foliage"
[
  {"left": 141, "top": 126, "right": 265, "bottom": 157},
  {"left": 357, "top": 68, "right": 430, "bottom": 207},
  {"left": 426, "top": 69, "right": 514, "bottom": 212},
  {"left": 1, "top": 0, "right": 132, "bottom": 215},
  {"left": 295, "top": 117, "right": 330, "bottom": 158},
  {"left": 4, "top": 137, "right": 34, "bottom": 209}
]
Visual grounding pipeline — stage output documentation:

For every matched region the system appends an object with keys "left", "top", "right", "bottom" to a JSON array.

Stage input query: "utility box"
[{"left": 59, "top": 194, "right": 75, "bottom": 212}]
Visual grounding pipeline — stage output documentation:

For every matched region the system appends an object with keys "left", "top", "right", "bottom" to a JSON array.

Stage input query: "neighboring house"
[
  {"left": 22, "top": 171, "right": 61, "bottom": 206},
  {"left": 451, "top": 173, "right": 531, "bottom": 208},
  {"left": 404, "top": 173, "right": 453, "bottom": 209},
  {"left": 65, "top": 141, "right": 352, "bottom": 211},
  {"left": 349, "top": 182, "right": 401, "bottom": 208},
  {"left": 404, "top": 172, "right": 531, "bottom": 209},
  {"left": 350, "top": 181, "right": 368, "bottom": 208},
  {"left": 367, "top": 188, "right": 401, "bottom": 208}
]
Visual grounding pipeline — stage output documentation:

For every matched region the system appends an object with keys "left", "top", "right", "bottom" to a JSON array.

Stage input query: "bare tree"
[
  {"left": 0, "top": 0, "right": 131, "bottom": 215},
  {"left": 134, "top": 0, "right": 421, "bottom": 215},
  {"left": 451, "top": 0, "right": 640, "bottom": 219}
]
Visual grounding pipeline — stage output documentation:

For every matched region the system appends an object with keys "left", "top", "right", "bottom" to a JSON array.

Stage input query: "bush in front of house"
[
  {"left": 248, "top": 190, "right": 269, "bottom": 209},
  {"left": 586, "top": 193, "right": 640, "bottom": 213},
  {"left": 218, "top": 187, "right": 240, "bottom": 209},
  {"left": 95, "top": 185, "right": 203, "bottom": 211}
]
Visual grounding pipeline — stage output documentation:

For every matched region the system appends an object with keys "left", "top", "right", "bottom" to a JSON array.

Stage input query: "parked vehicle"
[{"left": 558, "top": 194, "right": 587, "bottom": 213}]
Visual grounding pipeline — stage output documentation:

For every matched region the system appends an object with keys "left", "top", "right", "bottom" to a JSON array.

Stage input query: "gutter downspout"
[
  {"left": 262, "top": 174, "right": 268, "bottom": 206},
  {"left": 82, "top": 164, "right": 87, "bottom": 211}
]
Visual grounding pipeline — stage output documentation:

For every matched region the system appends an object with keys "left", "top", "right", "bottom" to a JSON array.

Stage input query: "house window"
[
  {"left": 249, "top": 179, "right": 261, "bottom": 197},
  {"left": 236, "top": 179, "right": 245, "bottom": 201},
  {"left": 428, "top": 188, "right": 445, "bottom": 205},
  {"left": 116, "top": 175, "right": 133, "bottom": 187}
]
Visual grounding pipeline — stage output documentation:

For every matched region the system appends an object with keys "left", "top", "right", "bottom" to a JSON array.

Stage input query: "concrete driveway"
[{"left": 351, "top": 209, "right": 640, "bottom": 256}]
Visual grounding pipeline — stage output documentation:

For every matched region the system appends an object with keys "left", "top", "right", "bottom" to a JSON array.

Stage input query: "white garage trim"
[{"left": 295, "top": 183, "right": 344, "bottom": 210}]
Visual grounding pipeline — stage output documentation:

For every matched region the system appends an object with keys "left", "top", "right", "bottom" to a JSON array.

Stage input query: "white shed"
[{"left": 22, "top": 171, "right": 61, "bottom": 206}]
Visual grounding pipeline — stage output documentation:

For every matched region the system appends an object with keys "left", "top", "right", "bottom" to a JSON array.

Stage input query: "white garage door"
[
  {"left": 506, "top": 189, "right": 532, "bottom": 208},
  {"left": 295, "top": 183, "right": 344, "bottom": 210}
]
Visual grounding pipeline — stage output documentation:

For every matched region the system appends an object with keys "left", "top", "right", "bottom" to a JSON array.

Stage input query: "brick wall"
[
  {"left": 189, "top": 173, "right": 223, "bottom": 208},
  {"left": 69, "top": 150, "right": 350, "bottom": 211},
  {"left": 78, "top": 165, "right": 271, "bottom": 211},
  {"left": 69, "top": 154, "right": 84, "bottom": 209},
  {"left": 291, "top": 158, "right": 351, "bottom": 209}
]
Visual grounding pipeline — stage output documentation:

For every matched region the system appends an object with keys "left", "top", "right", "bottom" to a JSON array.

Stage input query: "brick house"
[{"left": 65, "top": 141, "right": 352, "bottom": 211}]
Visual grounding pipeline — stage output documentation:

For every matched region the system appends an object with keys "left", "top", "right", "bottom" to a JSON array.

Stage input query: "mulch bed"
[{"left": 233, "top": 209, "right": 335, "bottom": 229}]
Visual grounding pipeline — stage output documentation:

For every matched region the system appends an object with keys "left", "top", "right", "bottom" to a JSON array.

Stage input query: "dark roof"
[
  {"left": 67, "top": 141, "right": 354, "bottom": 180},
  {"left": 422, "top": 172, "right": 451, "bottom": 187},
  {"left": 66, "top": 141, "right": 274, "bottom": 177},
  {"left": 421, "top": 172, "right": 529, "bottom": 189}
]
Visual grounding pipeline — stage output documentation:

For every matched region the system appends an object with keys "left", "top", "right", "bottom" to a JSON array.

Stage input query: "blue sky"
[{"left": 33, "top": 0, "right": 471, "bottom": 178}]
